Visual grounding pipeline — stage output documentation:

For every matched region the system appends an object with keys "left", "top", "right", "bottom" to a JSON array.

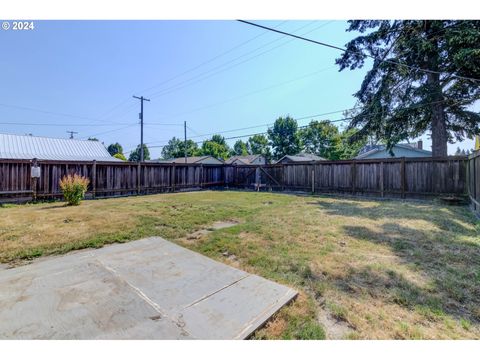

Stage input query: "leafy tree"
[
  {"left": 299, "top": 120, "right": 340, "bottom": 159},
  {"left": 113, "top": 153, "right": 127, "bottom": 161},
  {"left": 247, "top": 134, "right": 272, "bottom": 161},
  {"left": 232, "top": 140, "right": 249, "bottom": 156},
  {"left": 161, "top": 137, "right": 199, "bottom": 159},
  {"left": 267, "top": 116, "right": 301, "bottom": 159},
  {"left": 200, "top": 135, "right": 230, "bottom": 160},
  {"left": 107, "top": 142, "right": 123, "bottom": 156},
  {"left": 128, "top": 144, "right": 150, "bottom": 162},
  {"left": 334, "top": 128, "right": 368, "bottom": 159},
  {"left": 210, "top": 134, "right": 227, "bottom": 146},
  {"left": 336, "top": 20, "right": 480, "bottom": 157}
]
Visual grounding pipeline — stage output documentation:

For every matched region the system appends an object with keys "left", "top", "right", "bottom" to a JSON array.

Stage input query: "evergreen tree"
[{"left": 336, "top": 20, "right": 480, "bottom": 157}]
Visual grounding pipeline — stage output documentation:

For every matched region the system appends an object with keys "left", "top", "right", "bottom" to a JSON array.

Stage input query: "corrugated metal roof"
[{"left": 0, "top": 133, "right": 120, "bottom": 161}]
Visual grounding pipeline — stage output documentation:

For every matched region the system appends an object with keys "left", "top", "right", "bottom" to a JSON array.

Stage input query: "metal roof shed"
[{"left": 0, "top": 133, "right": 120, "bottom": 162}]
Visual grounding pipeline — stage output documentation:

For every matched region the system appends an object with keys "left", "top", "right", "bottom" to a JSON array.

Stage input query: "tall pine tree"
[{"left": 336, "top": 20, "right": 480, "bottom": 156}]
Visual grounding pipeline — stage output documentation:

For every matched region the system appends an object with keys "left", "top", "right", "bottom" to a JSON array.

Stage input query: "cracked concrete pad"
[{"left": 0, "top": 237, "right": 297, "bottom": 339}]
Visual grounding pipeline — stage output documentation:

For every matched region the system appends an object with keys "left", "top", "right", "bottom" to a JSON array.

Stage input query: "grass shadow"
[{"left": 341, "top": 222, "right": 480, "bottom": 324}]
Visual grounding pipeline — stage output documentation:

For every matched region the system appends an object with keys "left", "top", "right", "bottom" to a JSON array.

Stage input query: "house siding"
[{"left": 360, "top": 146, "right": 431, "bottom": 159}]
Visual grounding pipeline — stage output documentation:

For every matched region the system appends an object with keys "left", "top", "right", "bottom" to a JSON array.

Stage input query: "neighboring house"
[
  {"left": 275, "top": 152, "right": 325, "bottom": 164},
  {"left": 225, "top": 154, "right": 267, "bottom": 165},
  {"left": 169, "top": 156, "right": 224, "bottom": 165},
  {"left": 0, "top": 133, "right": 120, "bottom": 161},
  {"left": 355, "top": 141, "right": 432, "bottom": 159}
]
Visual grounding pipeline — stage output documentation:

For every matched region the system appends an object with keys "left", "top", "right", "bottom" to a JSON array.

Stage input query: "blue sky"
[{"left": 0, "top": 20, "right": 475, "bottom": 158}]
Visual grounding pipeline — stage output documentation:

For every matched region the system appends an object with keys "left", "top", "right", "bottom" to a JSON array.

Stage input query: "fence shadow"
[
  {"left": 309, "top": 195, "right": 480, "bottom": 324},
  {"left": 312, "top": 197, "right": 478, "bottom": 236}
]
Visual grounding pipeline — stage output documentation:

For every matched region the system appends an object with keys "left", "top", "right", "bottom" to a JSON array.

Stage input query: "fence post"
[
  {"left": 311, "top": 166, "right": 315, "bottom": 193},
  {"left": 137, "top": 162, "right": 141, "bottom": 195},
  {"left": 234, "top": 164, "right": 238, "bottom": 187},
  {"left": 31, "top": 158, "right": 38, "bottom": 202},
  {"left": 223, "top": 165, "right": 227, "bottom": 188},
  {"left": 92, "top": 160, "right": 97, "bottom": 199},
  {"left": 281, "top": 164, "right": 285, "bottom": 191},
  {"left": 380, "top": 161, "right": 384, "bottom": 197},
  {"left": 401, "top": 157, "right": 406, "bottom": 199},
  {"left": 200, "top": 164, "right": 204, "bottom": 189},
  {"left": 172, "top": 163, "right": 176, "bottom": 192},
  {"left": 474, "top": 156, "right": 477, "bottom": 212},
  {"left": 351, "top": 160, "right": 356, "bottom": 195}
]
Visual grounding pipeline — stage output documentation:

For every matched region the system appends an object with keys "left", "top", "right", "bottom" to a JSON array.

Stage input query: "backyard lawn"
[{"left": 1, "top": 190, "right": 479, "bottom": 339}]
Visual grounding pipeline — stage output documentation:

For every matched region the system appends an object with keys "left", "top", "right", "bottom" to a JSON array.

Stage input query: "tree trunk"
[
  {"left": 430, "top": 105, "right": 448, "bottom": 157},
  {"left": 428, "top": 73, "right": 448, "bottom": 157},
  {"left": 425, "top": 21, "right": 448, "bottom": 157}
]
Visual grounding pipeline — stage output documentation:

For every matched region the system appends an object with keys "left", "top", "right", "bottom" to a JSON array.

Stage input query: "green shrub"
[
  {"left": 59, "top": 174, "right": 90, "bottom": 206},
  {"left": 113, "top": 153, "right": 127, "bottom": 161}
]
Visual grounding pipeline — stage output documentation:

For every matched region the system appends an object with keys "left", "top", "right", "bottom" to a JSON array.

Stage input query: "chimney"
[{"left": 417, "top": 140, "right": 423, "bottom": 150}]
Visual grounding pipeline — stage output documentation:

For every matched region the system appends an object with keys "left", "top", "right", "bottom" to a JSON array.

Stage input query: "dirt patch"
[
  {"left": 207, "top": 220, "right": 239, "bottom": 230},
  {"left": 317, "top": 307, "right": 355, "bottom": 339},
  {"left": 186, "top": 220, "right": 239, "bottom": 240}
]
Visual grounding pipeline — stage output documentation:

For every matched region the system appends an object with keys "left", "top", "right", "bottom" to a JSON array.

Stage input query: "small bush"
[
  {"left": 59, "top": 174, "right": 90, "bottom": 206},
  {"left": 113, "top": 153, "right": 127, "bottom": 161}
]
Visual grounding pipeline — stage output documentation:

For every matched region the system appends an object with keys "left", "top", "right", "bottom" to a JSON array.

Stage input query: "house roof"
[
  {"left": 355, "top": 143, "right": 432, "bottom": 159},
  {"left": 170, "top": 156, "right": 224, "bottom": 164},
  {"left": 225, "top": 154, "right": 263, "bottom": 165},
  {"left": 0, "top": 133, "right": 120, "bottom": 162},
  {"left": 276, "top": 152, "right": 326, "bottom": 163}
]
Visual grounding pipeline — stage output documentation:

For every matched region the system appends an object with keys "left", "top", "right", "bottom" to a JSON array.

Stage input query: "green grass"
[{"left": 1, "top": 190, "right": 479, "bottom": 339}]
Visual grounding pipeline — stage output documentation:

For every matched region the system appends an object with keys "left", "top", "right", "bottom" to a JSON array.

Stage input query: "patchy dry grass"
[{"left": 1, "top": 191, "right": 479, "bottom": 339}]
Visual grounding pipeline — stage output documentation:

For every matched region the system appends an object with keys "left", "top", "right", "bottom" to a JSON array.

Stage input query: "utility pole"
[
  {"left": 133, "top": 95, "right": 150, "bottom": 162},
  {"left": 184, "top": 121, "right": 187, "bottom": 164},
  {"left": 66, "top": 131, "right": 78, "bottom": 139}
]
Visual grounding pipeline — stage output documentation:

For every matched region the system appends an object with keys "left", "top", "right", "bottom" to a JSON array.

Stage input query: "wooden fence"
[
  {"left": 0, "top": 159, "right": 224, "bottom": 202},
  {"left": 225, "top": 156, "right": 468, "bottom": 199},
  {"left": 0, "top": 156, "right": 472, "bottom": 203},
  {"left": 467, "top": 151, "right": 480, "bottom": 216}
]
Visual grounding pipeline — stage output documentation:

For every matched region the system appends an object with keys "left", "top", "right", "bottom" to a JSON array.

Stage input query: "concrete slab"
[{"left": 0, "top": 237, "right": 297, "bottom": 339}]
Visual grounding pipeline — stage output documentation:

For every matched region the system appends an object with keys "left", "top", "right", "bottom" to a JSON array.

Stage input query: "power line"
[
  {"left": 0, "top": 121, "right": 134, "bottom": 127},
  {"left": 0, "top": 102, "right": 128, "bottom": 125},
  {"left": 135, "top": 21, "right": 289, "bottom": 96},
  {"left": 151, "top": 65, "right": 336, "bottom": 121},
  {"left": 95, "top": 22, "right": 289, "bottom": 124},
  {"left": 145, "top": 21, "right": 332, "bottom": 100},
  {"left": 144, "top": 107, "right": 356, "bottom": 147},
  {"left": 135, "top": 98, "right": 458, "bottom": 153},
  {"left": 81, "top": 124, "right": 138, "bottom": 140},
  {"left": 237, "top": 20, "right": 480, "bottom": 83},
  {"left": 124, "top": 109, "right": 355, "bottom": 153}
]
